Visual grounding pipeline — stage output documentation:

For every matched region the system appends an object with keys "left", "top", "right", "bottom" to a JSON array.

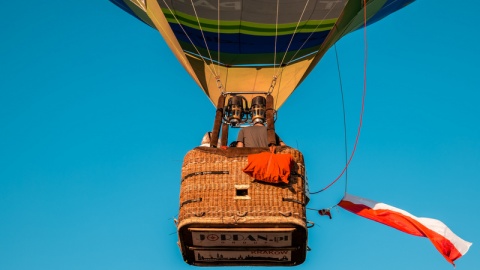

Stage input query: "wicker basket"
[{"left": 177, "top": 146, "right": 309, "bottom": 266}]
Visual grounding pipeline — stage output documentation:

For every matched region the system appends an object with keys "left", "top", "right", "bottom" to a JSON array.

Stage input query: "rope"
[
  {"left": 215, "top": 0, "right": 226, "bottom": 94},
  {"left": 160, "top": 0, "right": 221, "bottom": 83},
  {"left": 273, "top": 0, "right": 280, "bottom": 74},
  {"left": 269, "top": 0, "right": 310, "bottom": 100},
  {"left": 274, "top": 72, "right": 283, "bottom": 109},
  {"left": 334, "top": 44, "right": 349, "bottom": 195},
  {"left": 189, "top": 0, "right": 217, "bottom": 73},
  {"left": 217, "top": 0, "right": 221, "bottom": 69},
  {"left": 310, "top": 0, "right": 369, "bottom": 195},
  {"left": 269, "top": 0, "right": 340, "bottom": 100},
  {"left": 283, "top": 1, "right": 341, "bottom": 66},
  {"left": 277, "top": 0, "right": 311, "bottom": 69}
]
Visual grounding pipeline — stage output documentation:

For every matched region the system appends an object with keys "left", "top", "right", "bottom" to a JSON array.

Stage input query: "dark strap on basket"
[
  {"left": 290, "top": 172, "right": 305, "bottom": 180},
  {"left": 181, "top": 171, "right": 229, "bottom": 182},
  {"left": 282, "top": 198, "right": 305, "bottom": 206},
  {"left": 180, "top": 198, "right": 202, "bottom": 208}
]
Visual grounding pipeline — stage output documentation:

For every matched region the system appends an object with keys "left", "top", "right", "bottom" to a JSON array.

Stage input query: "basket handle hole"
[{"left": 236, "top": 188, "right": 248, "bottom": 196}]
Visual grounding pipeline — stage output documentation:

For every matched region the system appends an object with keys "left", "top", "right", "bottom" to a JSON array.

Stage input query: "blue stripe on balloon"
[{"left": 169, "top": 23, "right": 330, "bottom": 55}]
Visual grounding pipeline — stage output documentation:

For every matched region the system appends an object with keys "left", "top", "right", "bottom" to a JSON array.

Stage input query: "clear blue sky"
[{"left": 1, "top": 1, "right": 478, "bottom": 269}]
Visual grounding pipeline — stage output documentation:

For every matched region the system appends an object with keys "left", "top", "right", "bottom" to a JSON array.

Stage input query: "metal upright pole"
[
  {"left": 210, "top": 95, "right": 225, "bottom": 147},
  {"left": 221, "top": 122, "right": 229, "bottom": 147},
  {"left": 266, "top": 94, "right": 276, "bottom": 146}
]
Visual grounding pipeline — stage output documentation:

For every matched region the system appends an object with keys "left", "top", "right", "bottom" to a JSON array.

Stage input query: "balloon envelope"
[{"left": 110, "top": 0, "right": 415, "bottom": 109}]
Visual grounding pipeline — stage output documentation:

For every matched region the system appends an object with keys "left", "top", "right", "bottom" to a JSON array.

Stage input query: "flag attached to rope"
[{"left": 338, "top": 193, "right": 472, "bottom": 265}]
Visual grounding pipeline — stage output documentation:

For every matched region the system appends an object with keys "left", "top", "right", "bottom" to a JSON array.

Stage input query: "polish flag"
[{"left": 338, "top": 193, "right": 472, "bottom": 265}]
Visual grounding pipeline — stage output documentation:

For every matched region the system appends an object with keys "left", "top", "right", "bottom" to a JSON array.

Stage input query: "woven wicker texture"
[{"left": 178, "top": 146, "right": 307, "bottom": 228}]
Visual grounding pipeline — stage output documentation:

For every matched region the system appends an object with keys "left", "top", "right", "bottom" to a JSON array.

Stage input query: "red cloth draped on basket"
[{"left": 243, "top": 152, "right": 293, "bottom": 184}]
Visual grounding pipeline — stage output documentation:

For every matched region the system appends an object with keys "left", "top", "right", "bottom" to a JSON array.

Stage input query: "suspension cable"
[
  {"left": 277, "top": 0, "right": 310, "bottom": 71},
  {"left": 274, "top": 73, "right": 283, "bottom": 109},
  {"left": 215, "top": 0, "right": 225, "bottom": 94},
  {"left": 160, "top": 0, "right": 221, "bottom": 86},
  {"left": 283, "top": 1, "right": 341, "bottom": 66},
  {"left": 189, "top": 0, "right": 217, "bottom": 73},
  {"left": 270, "top": 0, "right": 310, "bottom": 98},
  {"left": 273, "top": 0, "right": 280, "bottom": 75},
  {"left": 270, "top": 0, "right": 340, "bottom": 97},
  {"left": 310, "top": 0, "right": 369, "bottom": 195},
  {"left": 334, "top": 45, "right": 349, "bottom": 195},
  {"left": 268, "top": 75, "right": 278, "bottom": 94},
  {"left": 217, "top": 0, "right": 221, "bottom": 71}
]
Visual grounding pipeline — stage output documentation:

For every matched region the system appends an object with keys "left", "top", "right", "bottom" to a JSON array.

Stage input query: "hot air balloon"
[{"left": 109, "top": 0, "right": 415, "bottom": 266}]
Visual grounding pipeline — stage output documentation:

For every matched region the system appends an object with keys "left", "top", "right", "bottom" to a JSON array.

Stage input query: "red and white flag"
[{"left": 338, "top": 193, "right": 472, "bottom": 265}]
